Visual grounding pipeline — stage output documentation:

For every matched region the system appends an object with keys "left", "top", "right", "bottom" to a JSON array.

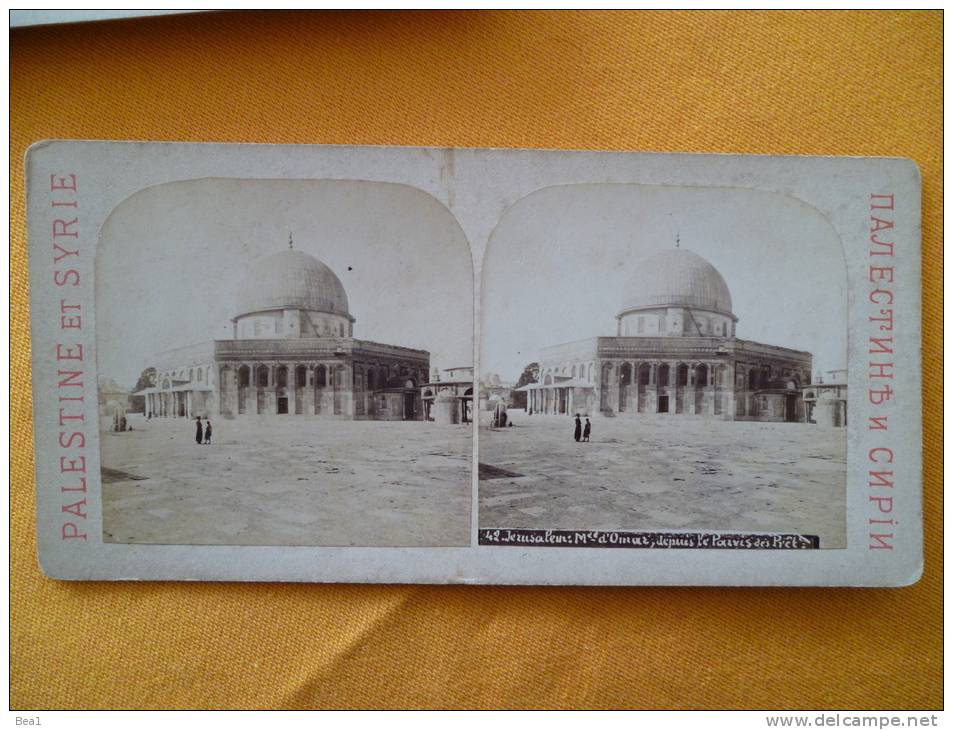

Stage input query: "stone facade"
[
  {"left": 519, "top": 248, "right": 819, "bottom": 423},
  {"left": 137, "top": 243, "right": 429, "bottom": 421},
  {"left": 523, "top": 336, "right": 812, "bottom": 422}
]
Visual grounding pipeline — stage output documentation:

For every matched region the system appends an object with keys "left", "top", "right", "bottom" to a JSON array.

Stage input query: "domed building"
[
  {"left": 138, "top": 239, "right": 429, "bottom": 420},
  {"left": 518, "top": 247, "right": 814, "bottom": 422}
]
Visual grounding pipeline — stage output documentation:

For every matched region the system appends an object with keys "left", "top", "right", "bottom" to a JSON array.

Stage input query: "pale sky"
[
  {"left": 480, "top": 184, "right": 847, "bottom": 381},
  {"left": 96, "top": 179, "right": 473, "bottom": 387}
]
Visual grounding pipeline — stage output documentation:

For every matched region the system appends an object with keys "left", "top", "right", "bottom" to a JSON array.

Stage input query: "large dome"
[
  {"left": 617, "top": 248, "right": 734, "bottom": 318},
  {"left": 235, "top": 248, "right": 351, "bottom": 319}
]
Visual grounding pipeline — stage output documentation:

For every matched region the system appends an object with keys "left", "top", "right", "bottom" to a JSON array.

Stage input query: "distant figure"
[
  {"left": 195, "top": 416, "right": 203, "bottom": 445},
  {"left": 204, "top": 419, "right": 212, "bottom": 445},
  {"left": 583, "top": 418, "right": 591, "bottom": 442},
  {"left": 574, "top": 414, "right": 582, "bottom": 442}
]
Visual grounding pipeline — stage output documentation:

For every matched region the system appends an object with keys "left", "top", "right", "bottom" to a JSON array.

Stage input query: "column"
[
  {"left": 302, "top": 364, "right": 314, "bottom": 416},
  {"left": 223, "top": 366, "right": 235, "bottom": 417},
  {"left": 724, "top": 361, "right": 737, "bottom": 420},
  {"left": 269, "top": 363, "right": 279, "bottom": 415},
  {"left": 606, "top": 363, "right": 616, "bottom": 413},
  {"left": 289, "top": 362, "right": 299, "bottom": 416},
  {"left": 643, "top": 362, "right": 654, "bottom": 414},
  {"left": 344, "top": 363, "right": 354, "bottom": 417},
  {"left": 668, "top": 360, "right": 678, "bottom": 415},
  {"left": 688, "top": 364, "right": 697, "bottom": 415},
  {"left": 322, "top": 362, "right": 334, "bottom": 415},
  {"left": 628, "top": 361, "right": 637, "bottom": 413}
]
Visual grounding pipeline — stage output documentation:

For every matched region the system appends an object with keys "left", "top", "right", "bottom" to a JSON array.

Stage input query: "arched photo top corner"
[
  {"left": 94, "top": 175, "right": 476, "bottom": 283},
  {"left": 478, "top": 181, "right": 849, "bottom": 296}
]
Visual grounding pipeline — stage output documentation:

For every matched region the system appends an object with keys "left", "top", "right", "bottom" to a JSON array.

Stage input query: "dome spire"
[
  {"left": 675, "top": 232, "right": 680, "bottom": 248},
  {"left": 288, "top": 232, "right": 294, "bottom": 250}
]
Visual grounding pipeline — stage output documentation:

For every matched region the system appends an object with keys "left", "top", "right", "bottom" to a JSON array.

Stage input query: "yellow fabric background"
[{"left": 10, "top": 10, "right": 941, "bottom": 710}]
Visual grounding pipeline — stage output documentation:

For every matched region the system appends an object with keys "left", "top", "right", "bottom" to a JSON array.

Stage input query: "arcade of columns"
[
  {"left": 223, "top": 360, "right": 353, "bottom": 417},
  {"left": 145, "top": 359, "right": 429, "bottom": 419},
  {"left": 143, "top": 360, "right": 353, "bottom": 419},
  {"left": 144, "top": 389, "right": 210, "bottom": 419},
  {"left": 527, "top": 359, "right": 736, "bottom": 417}
]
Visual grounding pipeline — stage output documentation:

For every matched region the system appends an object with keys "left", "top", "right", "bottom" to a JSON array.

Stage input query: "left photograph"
[{"left": 95, "top": 179, "right": 474, "bottom": 547}]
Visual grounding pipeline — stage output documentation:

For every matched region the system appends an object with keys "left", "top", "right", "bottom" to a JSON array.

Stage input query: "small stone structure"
[
  {"left": 98, "top": 377, "right": 132, "bottom": 431},
  {"left": 801, "top": 369, "right": 848, "bottom": 427},
  {"left": 421, "top": 366, "right": 473, "bottom": 424}
]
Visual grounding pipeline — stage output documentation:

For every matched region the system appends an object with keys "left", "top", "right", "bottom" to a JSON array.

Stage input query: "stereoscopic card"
[{"left": 25, "top": 141, "right": 921, "bottom": 585}]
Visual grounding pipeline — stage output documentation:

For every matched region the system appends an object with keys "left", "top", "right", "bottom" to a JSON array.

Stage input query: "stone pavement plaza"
[
  {"left": 479, "top": 412, "right": 847, "bottom": 548},
  {"left": 101, "top": 417, "right": 471, "bottom": 546}
]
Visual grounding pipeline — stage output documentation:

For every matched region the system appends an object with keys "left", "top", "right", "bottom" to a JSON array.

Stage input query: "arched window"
[
  {"left": 618, "top": 363, "right": 632, "bottom": 411},
  {"left": 314, "top": 365, "right": 327, "bottom": 388},
  {"left": 638, "top": 363, "right": 651, "bottom": 386},
  {"left": 256, "top": 365, "right": 269, "bottom": 388},
  {"left": 238, "top": 365, "right": 250, "bottom": 388},
  {"left": 748, "top": 368, "right": 759, "bottom": 390},
  {"left": 619, "top": 363, "right": 632, "bottom": 384},
  {"left": 339, "top": 323, "right": 345, "bottom": 337},
  {"left": 695, "top": 364, "right": 709, "bottom": 387},
  {"left": 677, "top": 364, "right": 689, "bottom": 386}
]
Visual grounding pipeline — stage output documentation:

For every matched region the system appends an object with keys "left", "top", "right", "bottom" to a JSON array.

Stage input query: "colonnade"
[
  {"left": 527, "top": 359, "right": 736, "bottom": 417},
  {"left": 221, "top": 361, "right": 351, "bottom": 417}
]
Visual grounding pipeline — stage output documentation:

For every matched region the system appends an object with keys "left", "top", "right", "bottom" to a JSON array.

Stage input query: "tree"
[
  {"left": 129, "top": 367, "right": 156, "bottom": 413},
  {"left": 512, "top": 362, "right": 539, "bottom": 409}
]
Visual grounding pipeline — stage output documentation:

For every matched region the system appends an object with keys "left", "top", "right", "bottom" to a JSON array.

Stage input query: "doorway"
[
  {"left": 403, "top": 392, "right": 416, "bottom": 420},
  {"left": 784, "top": 394, "right": 798, "bottom": 422},
  {"left": 277, "top": 396, "right": 289, "bottom": 415},
  {"left": 657, "top": 395, "right": 669, "bottom": 413}
]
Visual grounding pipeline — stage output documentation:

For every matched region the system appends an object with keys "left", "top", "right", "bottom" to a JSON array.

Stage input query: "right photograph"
[{"left": 478, "top": 183, "right": 848, "bottom": 550}]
